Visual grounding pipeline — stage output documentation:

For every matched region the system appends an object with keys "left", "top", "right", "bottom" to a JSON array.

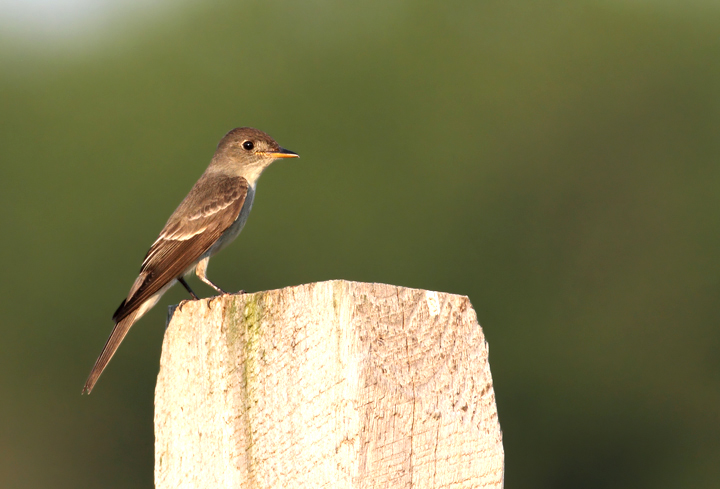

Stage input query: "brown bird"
[{"left": 83, "top": 127, "right": 298, "bottom": 394}]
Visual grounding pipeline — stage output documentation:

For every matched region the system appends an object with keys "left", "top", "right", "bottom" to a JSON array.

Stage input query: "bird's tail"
[{"left": 82, "top": 310, "right": 140, "bottom": 394}]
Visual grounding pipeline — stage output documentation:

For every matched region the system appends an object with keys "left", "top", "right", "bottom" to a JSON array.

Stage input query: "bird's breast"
[{"left": 205, "top": 184, "right": 256, "bottom": 258}]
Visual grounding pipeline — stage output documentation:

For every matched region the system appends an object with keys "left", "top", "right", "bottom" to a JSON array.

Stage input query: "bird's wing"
[{"left": 112, "top": 174, "right": 249, "bottom": 322}]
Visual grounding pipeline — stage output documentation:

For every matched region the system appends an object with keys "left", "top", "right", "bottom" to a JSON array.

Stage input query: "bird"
[{"left": 82, "top": 127, "right": 298, "bottom": 394}]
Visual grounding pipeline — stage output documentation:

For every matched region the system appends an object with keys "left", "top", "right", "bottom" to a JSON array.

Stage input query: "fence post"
[{"left": 155, "top": 280, "right": 504, "bottom": 488}]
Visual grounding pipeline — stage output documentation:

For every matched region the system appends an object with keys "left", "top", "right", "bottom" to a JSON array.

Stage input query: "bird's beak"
[{"left": 262, "top": 147, "right": 299, "bottom": 159}]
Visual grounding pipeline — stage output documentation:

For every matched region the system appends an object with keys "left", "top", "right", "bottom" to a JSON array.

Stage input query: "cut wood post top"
[{"left": 155, "top": 280, "right": 504, "bottom": 489}]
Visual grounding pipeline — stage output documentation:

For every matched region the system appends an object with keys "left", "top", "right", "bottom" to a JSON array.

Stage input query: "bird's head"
[{"left": 210, "top": 127, "right": 298, "bottom": 180}]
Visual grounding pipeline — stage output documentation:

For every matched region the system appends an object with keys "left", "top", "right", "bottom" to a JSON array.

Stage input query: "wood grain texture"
[{"left": 155, "top": 280, "right": 504, "bottom": 489}]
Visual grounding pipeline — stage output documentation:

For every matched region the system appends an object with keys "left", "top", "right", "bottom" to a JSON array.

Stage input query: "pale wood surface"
[{"left": 155, "top": 280, "right": 504, "bottom": 489}]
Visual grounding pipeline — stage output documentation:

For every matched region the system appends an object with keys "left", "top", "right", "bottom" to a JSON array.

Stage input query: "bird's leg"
[
  {"left": 178, "top": 277, "right": 199, "bottom": 300},
  {"left": 195, "top": 257, "right": 228, "bottom": 295}
]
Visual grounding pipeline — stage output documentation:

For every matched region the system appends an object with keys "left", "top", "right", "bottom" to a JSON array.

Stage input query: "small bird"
[{"left": 83, "top": 127, "right": 298, "bottom": 394}]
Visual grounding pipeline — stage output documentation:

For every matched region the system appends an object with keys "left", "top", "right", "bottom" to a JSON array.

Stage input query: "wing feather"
[{"left": 112, "top": 174, "right": 248, "bottom": 322}]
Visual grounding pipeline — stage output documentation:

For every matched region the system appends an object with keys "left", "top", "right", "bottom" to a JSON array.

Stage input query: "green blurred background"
[{"left": 1, "top": 0, "right": 719, "bottom": 487}]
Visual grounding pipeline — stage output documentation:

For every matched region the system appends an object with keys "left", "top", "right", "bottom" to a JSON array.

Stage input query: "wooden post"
[{"left": 155, "top": 280, "right": 504, "bottom": 488}]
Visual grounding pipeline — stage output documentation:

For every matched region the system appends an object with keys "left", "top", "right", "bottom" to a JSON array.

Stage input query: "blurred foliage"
[{"left": 1, "top": 0, "right": 720, "bottom": 487}]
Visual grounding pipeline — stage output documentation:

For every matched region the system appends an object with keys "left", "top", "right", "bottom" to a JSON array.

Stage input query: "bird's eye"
[{"left": 242, "top": 141, "right": 254, "bottom": 150}]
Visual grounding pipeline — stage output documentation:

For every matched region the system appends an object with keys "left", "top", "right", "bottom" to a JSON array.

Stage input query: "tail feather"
[
  {"left": 83, "top": 283, "right": 172, "bottom": 394},
  {"left": 82, "top": 310, "right": 139, "bottom": 394}
]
